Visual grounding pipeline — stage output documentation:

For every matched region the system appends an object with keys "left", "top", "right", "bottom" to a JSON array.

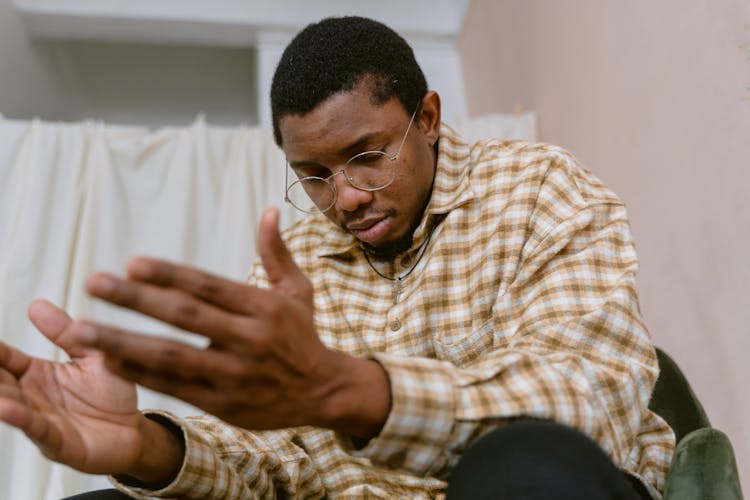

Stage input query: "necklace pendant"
[{"left": 392, "top": 278, "right": 403, "bottom": 305}]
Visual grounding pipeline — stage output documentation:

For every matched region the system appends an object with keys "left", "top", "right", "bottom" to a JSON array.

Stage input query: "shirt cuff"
[
  {"left": 109, "top": 410, "right": 223, "bottom": 499},
  {"left": 350, "top": 353, "right": 457, "bottom": 476}
]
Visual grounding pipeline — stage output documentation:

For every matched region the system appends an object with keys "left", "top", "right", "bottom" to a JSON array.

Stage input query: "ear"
[{"left": 418, "top": 91, "right": 441, "bottom": 147}]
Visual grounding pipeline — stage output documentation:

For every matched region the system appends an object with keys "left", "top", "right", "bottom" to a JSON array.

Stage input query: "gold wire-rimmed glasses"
[{"left": 284, "top": 103, "right": 420, "bottom": 214}]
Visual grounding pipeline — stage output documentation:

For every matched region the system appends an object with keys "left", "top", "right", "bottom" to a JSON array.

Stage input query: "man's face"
[{"left": 279, "top": 84, "right": 440, "bottom": 257}]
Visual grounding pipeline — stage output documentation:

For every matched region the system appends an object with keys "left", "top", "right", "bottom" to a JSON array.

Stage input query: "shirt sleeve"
[
  {"left": 109, "top": 411, "right": 326, "bottom": 500},
  {"left": 354, "top": 153, "right": 672, "bottom": 495}
]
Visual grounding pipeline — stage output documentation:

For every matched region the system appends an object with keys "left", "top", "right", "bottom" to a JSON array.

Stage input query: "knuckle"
[
  {"left": 225, "top": 315, "right": 253, "bottom": 341},
  {"left": 219, "top": 360, "right": 247, "bottom": 380},
  {"left": 215, "top": 358, "right": 252, "bottom": 388},
  {"left": 195, "top": 274, "right": 221, "bottom": 300},
  {"left": 244, "top": 331, "right": 279, "bottom": 363},
  {"left": 154, "top": 345, "right": 183, "bottom": 366},
  {"left": 260, "top": 297, "right": 285, "bottom": 320},
  {"left": 250, "top": 333, "right": 272, "bottom": 356},
  {"left": 166, "top": 297, "right": 200, "bottom": 325}
]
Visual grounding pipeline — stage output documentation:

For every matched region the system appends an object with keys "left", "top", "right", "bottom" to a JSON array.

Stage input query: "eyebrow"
[{"left": 288, "top": 130, "right": 386, "bottom": 169}]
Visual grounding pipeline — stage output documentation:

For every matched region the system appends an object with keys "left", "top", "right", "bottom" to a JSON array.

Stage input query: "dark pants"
[
  {"left": 61, "top": 491, "right": 131, "bottom": 500},
  {"left": 446, "top": 420, "right": 653, "bottom": 500},
  {"left": 63, "top": 421, "right": 653, "bottom": 500}
]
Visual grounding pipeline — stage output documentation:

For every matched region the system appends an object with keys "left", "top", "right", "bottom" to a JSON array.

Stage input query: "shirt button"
[{"left": 389, "top": 319, "right": 402, "bottom": 331}]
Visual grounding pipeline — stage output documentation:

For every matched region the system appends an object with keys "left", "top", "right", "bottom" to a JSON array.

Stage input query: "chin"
[{"left": 362, "top": 232, "right": 414, "bottom": 262}]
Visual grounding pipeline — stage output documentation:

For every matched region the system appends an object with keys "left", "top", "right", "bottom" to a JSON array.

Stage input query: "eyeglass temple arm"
[
  {"left": 391, "top": 101, "right": 421, "bottom": 160},
  {"left": 284, "top": 159, "right": 291, "bottom": 203}
]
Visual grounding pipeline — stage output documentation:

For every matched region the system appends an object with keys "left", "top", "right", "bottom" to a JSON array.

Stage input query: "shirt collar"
[
  {"left": 314, "top": 123, "right": 476, "bottom": 258},
  {"left": 424, "top": 122, "right": 475, "bottom": 215}
]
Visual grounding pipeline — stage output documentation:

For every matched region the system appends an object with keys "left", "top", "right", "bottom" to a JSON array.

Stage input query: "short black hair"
[{"left": 270, "top": 16, "right": 428, "bottom": 146}]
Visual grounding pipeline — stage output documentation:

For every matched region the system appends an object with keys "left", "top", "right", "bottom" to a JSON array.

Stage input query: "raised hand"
[
  {"left": 72, "top": 207, "right": 391, "bottom": 438},
  {"left": 0, "top": 300, "right": 145, "bottom": 474}
]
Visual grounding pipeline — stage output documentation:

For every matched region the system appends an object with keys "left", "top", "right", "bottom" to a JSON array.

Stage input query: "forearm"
[
  {"left": 355, "top": 338, "right": 659, "bottom": 479},
  {"left": 111, "top": 412, "right": 328, "bottom": 499}
]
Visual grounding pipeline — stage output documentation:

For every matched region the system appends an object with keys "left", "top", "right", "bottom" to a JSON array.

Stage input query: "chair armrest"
[{"left": 663, "top": 427, "right": 743, "bottom": 500}]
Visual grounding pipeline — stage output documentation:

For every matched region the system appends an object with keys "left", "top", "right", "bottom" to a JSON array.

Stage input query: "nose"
[{"left": 331, "top": 171, "right": 373, "bottom": 212}]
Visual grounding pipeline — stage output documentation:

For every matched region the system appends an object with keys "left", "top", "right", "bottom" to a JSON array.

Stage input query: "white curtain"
[
  {"left": 0, "top": 115, "right": 301, "bottom": 499},
  {"left": 0, "top": 112, "right": 537, "bottom": 499}
]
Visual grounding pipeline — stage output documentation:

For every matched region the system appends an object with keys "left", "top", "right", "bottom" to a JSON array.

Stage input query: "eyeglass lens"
[{"left": 286, "top": 150, "right": 396, "bottom": 213}]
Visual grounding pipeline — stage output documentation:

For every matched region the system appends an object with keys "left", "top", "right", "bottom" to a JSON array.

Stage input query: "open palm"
[{"left": 0, "top": 300, "right": 142, "bottom": 474}]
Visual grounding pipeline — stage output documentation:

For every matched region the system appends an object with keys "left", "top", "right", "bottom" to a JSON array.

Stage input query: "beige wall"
[{"left": 459, "top": 0, "right": 750, "bottom": 488}]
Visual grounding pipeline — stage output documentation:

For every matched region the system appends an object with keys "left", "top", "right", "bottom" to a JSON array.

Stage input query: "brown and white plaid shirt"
[{"left": 116, "top": 124, "right": 674, "bottom": 499}]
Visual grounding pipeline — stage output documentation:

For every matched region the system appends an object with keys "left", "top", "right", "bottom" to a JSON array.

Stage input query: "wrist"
[
  {"left": 318, "top": 352, "right": 392, "bottom": 439},
  {"left": 116, "top": 413, "right": 185, "bottom": 488}
]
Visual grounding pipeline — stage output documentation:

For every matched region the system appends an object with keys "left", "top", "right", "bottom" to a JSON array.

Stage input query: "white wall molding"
[
  {"left": 13, "top": 0, "right": 469, "bottom": 47},
  {"left": 12, "top": 0, "right": 470, "bottom": 126}
]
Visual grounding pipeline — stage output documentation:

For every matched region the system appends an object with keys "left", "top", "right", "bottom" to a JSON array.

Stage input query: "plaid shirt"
[{"left": 115, "top": 124, "right": 674, "bottom": 499}]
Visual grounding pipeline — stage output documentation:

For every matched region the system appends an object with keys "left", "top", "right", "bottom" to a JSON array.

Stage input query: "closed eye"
[
  {"left": 294, "top": 166, "right": 333, "bottom": 179},
  {"left": 347, "top": 150, "right": 390, "bottom": 167}
]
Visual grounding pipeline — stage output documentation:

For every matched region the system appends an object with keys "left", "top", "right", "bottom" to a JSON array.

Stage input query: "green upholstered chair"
[{"left": 648, "top": 348, "right": 743, "bottom": 499}]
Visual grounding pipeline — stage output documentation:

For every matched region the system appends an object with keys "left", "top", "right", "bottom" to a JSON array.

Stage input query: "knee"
[
  {"left": 446, "top": 420, "right": 639, "bottom": 500},
  {"left": 451, "top": 420, "right": 608, "bottom": 478}
]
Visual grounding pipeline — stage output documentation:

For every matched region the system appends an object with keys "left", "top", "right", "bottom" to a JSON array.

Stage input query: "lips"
[
  {"left": 347, "top": 217, "right": 384, "bottom": 231},
  {"left": 347, "top": 216, "right": 390, "bottom": 243}
]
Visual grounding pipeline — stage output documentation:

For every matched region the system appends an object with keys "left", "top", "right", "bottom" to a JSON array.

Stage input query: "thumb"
[
  {"left": 256, "top": 207, "right": 311, "bottom": 301},
  {"left": 27, "top": 299, "right": 87, "bottom": 358}
]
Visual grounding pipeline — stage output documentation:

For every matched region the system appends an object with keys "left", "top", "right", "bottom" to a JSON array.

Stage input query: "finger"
[
  {"left": 28, "top": 299, "right": 73, "bottom": 350},
  {"left": 101, "top": 360, "right": 287, "bottom": 431},
  {"left": 17, "top": 405, "right": 65, "bottom": 460},
  {"left": 125, "top": 257, "right": 261, "bottom": 316},
  {"left": 28, "top": 300, "right": 71, "bottom": 338},
  {"left": 0, "top": 398, "right": 32, "bottom": 430},
  {"left": 0, "top": 341, "right": 31, "bottom": 378},
  {"left": 86, "top": 273, "right": 250, "bottom": 345},
  {"left": 0, "top": 367, "right": 23, "bottom": 400},
  {"left": 71, "top": 321, "right": 247, "bottom": 383},
  {"left": 101, "top": 363, "right": 240, "bottom": 419},
  {"left": 0, "top": 392, "right": 61, "bottom": 456},
  {"left": 257, "top": 206, "right": 312, "bottom": 301},
  {"left": 28, "top": 300, "right": 93, "bottom": 359}
]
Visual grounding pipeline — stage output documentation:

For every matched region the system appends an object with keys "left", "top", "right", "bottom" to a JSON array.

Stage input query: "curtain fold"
[{"left": 0, "top": 112, "right": 537, "bottom": 499}]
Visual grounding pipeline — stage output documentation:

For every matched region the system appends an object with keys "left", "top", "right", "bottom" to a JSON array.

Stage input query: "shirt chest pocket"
[
  {"left": 431, "top": 290, "right": 515, "bottom": 367},
  {"left": 433, "top": 315, "right": 494, "bottom": 366}
]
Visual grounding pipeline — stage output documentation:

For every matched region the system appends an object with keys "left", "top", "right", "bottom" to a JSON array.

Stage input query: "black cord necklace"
[{"left": 362, "top": 225, "right": 435, "bottom": 305}]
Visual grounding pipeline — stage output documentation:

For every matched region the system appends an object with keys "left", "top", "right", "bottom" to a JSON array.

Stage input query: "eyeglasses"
[{"left": 284, "top": 103, "right": 420, "bottom": 214}]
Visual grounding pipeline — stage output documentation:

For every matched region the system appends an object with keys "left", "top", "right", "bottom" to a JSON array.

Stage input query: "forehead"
[{"left": 278, "top": 88, "right": 407, "bottom": 161}]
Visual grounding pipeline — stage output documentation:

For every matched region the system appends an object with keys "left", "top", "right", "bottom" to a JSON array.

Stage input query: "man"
[{"left": 0, "top": 16, "right": 673, "bottom": 499}]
